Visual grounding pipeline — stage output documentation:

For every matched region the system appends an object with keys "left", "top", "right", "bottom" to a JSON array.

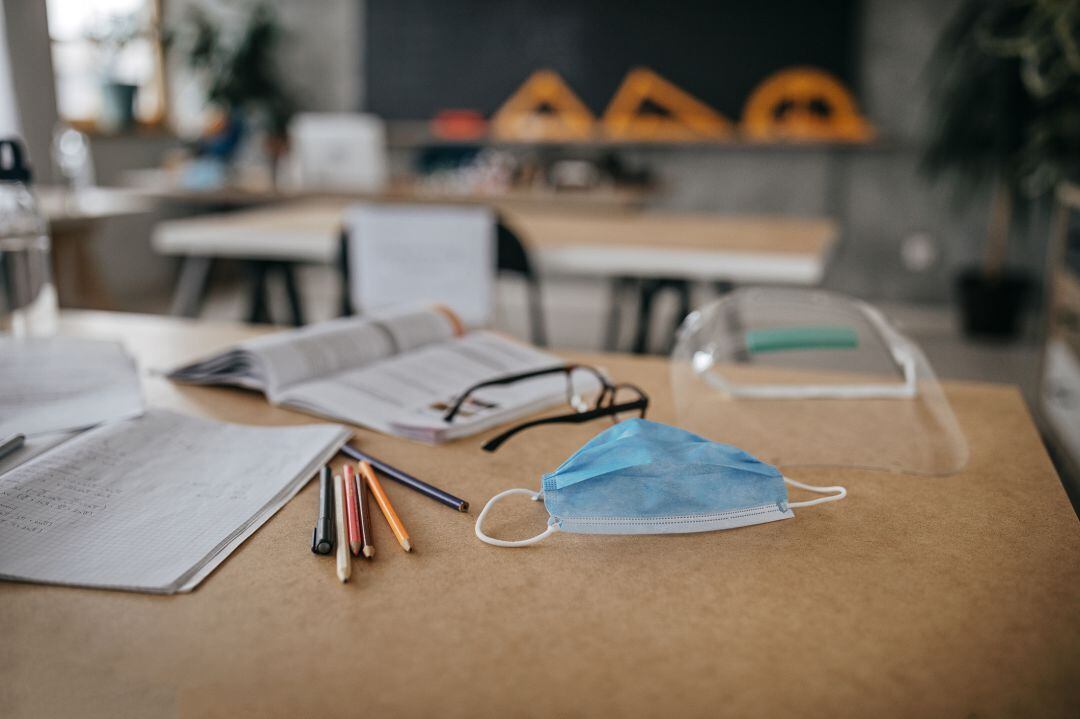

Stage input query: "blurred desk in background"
[
  {"left": 2, "top": 310, "right": 1077, "bottom": 718},
  {"left": 150, "top": 199, "right": 838, "bottom": 348},
  {"left": 503, "top": 209, "right": 837, "bottom": 283},
  {"left": 38, "top": 185, "right": 153, "bottom": 309}
]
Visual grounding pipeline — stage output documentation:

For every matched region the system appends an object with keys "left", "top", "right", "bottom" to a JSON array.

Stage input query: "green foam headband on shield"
[{"left": 744, "top": 326, "right": 859, "bottom": 354}]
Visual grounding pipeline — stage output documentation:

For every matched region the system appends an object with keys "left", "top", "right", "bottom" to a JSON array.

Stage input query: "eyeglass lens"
[{"left": 564, "top": 366, "right": 605, "bottom": 413}]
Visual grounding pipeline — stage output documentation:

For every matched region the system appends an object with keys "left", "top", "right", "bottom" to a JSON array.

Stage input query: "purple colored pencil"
[{"left": 340, "top": 444, "right": 469, "bottom": 512}]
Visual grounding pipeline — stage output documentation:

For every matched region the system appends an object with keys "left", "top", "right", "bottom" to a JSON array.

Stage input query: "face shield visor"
[{"left": 671, "top": 288, "right": 968, "bottom": 476}]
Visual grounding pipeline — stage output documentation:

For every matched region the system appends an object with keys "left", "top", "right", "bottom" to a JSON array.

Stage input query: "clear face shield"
[{"left": 671, "top": 288, "right": 968, "bottom": 476}]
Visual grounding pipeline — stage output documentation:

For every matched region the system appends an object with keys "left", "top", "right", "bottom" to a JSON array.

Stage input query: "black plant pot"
[{"left": 956, "top": 267, "right": 1033, "bottom": 340}]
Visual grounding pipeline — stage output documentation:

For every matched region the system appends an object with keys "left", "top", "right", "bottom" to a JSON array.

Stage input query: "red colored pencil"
[{"left": 343, "top": 464, "right": 362, "bottom": 557}]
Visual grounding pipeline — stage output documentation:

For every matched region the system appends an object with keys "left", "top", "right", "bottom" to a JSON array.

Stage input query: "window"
[{"left": 45, "top": 0, "right": 166, "bottom": 130}]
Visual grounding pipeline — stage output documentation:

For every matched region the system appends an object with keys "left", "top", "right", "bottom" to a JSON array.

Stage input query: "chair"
[{"left": 338, "top": 206, "right": 547, "bottom": 346}]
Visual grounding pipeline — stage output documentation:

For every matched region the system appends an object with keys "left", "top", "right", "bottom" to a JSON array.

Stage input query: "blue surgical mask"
[{"left": 475, "top": 419, "right": 846, "bottom": 547}]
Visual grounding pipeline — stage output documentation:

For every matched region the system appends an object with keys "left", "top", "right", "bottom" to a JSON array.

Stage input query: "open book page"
[
  {"left": 167, "top": 306, "right": 456, "bottom": 396},
  {"left": 277, "top": 331, "right": 590, "bottom": 442},
  {"left": 0, "top": 409, "right": 350, "bottom": 594},
  {"left": 0, "top": 336, "right": 144, "bottom": 437}
]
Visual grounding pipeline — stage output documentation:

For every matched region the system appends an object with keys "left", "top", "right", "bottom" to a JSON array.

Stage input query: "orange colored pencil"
[
  {"left": 343, "top": 464, "right": 362, "bottom": 556},
  {"left": 359, "top": 460, "right": 411, "bottom": 552}
]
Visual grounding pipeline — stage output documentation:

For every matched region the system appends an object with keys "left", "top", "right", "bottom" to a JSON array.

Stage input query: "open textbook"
[
  {"left": 167, "top": 306, "right": 587, "bottom": 443},
  {"left": 0, "top": 410, "right": 350, "bottom": 594}
]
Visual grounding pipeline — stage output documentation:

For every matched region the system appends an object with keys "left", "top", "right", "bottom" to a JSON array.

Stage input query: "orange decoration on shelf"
[
  {"left": 431, "top": 110, "right": 488, "bottom": 141},
  {"left": 741, "top": 67, "right": 874, "bottom": 143},
  {"left": 490, "top": 70, "right": 596, "bottom": 141},
  {"left": 602, "top": 67, "right": 733, "bottom": 141}
]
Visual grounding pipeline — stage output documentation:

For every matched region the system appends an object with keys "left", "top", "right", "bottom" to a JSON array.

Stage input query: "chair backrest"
[
  {"left": 493, "top": 216, "right": 547, "bottom": 346},
  {"left": 342, "top": 203, "right": 496, "bottom": 327},
  {"left": 287, "top": 113, "right": 388, "bottom": 191},
  {"left": 495, "top": 219, "right": 535, "bottom": 279}
]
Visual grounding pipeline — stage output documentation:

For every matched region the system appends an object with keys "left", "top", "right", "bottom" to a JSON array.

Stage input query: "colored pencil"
[
  {"left": 355, "top": 467, "right": 375, "bottom": 558},
  {"left": 341, "top": 444, "right": 468, "bottom": 512},
  {"left": 333, "top": 474, "right": 350, "bottom": 583},
  {"left": 360, "top": 460, "right": 411, "bottom": 552},
  {"left": 343, "top": 464, "right": 362, "bottom": 557}
]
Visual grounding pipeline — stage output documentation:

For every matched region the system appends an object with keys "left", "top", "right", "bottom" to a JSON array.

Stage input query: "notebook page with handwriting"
[{"left": 0, "top": 410, "right": 350, "bottom": 593}]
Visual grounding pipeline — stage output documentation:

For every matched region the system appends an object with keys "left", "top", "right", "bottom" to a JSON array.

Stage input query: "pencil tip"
[
  {"left": 363, "top": 546, "right": 374, "bottom": 558},
  {"left": 402, "top": 539, "right": 412, "bottom": 552}
]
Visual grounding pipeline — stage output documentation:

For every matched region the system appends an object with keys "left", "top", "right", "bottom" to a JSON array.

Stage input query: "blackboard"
[{"left": 364, "top": 0, "right": 859, "bottom": 121}]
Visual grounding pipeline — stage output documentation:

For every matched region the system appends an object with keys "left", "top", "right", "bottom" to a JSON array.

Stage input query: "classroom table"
[
  {"left": 152, "top": 199, "right": 837, "bottom": 283},
  {"left": 151, "top": 199, "right": 838, "bottom": 349},
  {"left": 1, "top": 311, "right": 1077, "bottom": 718}
]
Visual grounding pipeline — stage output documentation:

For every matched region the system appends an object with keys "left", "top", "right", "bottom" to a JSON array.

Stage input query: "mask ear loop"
[
  {"left": 783, "top": 476, "right": 847, "bottom": 508},
  {"left": 475, "top": 488, "right": 560, "bottom": 547}
]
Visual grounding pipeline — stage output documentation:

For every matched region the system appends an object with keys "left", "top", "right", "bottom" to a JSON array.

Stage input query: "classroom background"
[
  {"left": 6, "top": 0, "right": 1078, "bottom": 490},
  {"left": 4, "top": 1, "right": 1080, "bottom": 716}
]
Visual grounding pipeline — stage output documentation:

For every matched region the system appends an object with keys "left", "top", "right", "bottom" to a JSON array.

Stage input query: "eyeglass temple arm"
[
  {"left": 443, "top": 364, "right": 575, "bottom": 423},
  {"left": 481, "top": 398, "right": 649, "bottom": 452}
]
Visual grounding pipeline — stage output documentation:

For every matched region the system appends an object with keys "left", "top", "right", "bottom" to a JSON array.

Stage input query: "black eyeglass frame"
[{"left": 442, "top": 364, "right": 649, "bottom": 452}]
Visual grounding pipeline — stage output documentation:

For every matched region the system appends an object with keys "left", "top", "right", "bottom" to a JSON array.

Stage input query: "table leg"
[
  {"left": 665, "top": 280, "right": 693, "bottom": 353},
  {"left": 631, "top": 279, "right": 661, "bottom": 354},
  {"left": 278, "top": 262, "right": 305, "bottom": 327},
  {"left": 246, "top": 261, "right": 271, "bottom": 324},
  {"left": 604, "top": 276, "right": 632, "bottom": 351},
  {"left": 631, "top": 278, "right": 694, "bottom": 355},
  {"left": 169, "top": 256, "right": 215, "bottom": 318}
]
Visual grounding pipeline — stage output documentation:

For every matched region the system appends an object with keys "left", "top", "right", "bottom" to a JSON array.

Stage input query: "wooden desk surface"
[
  {"left": 153, "top": 199, "right": 837, "bottom": 283},
  {"left": 3, "top": 312, "right": 1077, "bottom": 718},
  {"left": 502, "top": 208, "right": 837, "bottom": 255}
]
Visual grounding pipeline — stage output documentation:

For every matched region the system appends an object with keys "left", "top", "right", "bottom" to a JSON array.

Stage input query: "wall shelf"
[{"left": 385, "top": 121, "right": 895, "bottom": 152}]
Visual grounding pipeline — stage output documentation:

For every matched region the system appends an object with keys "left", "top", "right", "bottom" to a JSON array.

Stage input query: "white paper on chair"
[
  {"left": 0, "top": 409, "right": 351, "bottom": 594},
  {"left": 345, "top": 203, "right": 495, "bottom": 327},
  {"left": 0, "top": 336, "right": 144, "bottom": 437}
]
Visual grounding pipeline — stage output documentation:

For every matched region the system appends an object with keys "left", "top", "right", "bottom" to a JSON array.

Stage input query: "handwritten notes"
[{"left": 0, "top": 410, "right": 350, "bottom": 593}]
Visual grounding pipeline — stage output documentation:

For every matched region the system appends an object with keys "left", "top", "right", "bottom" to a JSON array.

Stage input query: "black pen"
[{"left": 311, "top": 466, "right": 334, "bottom": 554}]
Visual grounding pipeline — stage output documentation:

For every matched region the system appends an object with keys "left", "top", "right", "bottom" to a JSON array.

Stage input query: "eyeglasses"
[{"left": 443, "top": 364, "right": 649, "bottom": 452}]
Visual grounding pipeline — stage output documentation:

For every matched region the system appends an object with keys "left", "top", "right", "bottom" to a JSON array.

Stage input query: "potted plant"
[
  {"left": 168, "top": 2, "right": 296, "bottom": 171},
  {"left": 85, "top": 10, "right": 145, "bottom": 132},
  {"left": 922, "top": 0, "right": 1080, "bottom": 339}
]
